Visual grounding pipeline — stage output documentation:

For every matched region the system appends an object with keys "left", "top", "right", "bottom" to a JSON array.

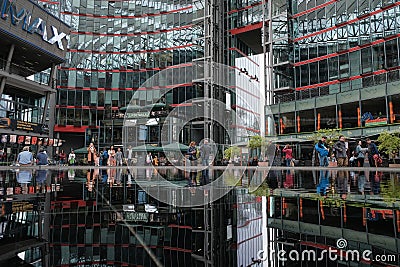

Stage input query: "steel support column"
[{"left": 0, "top": 44, "right": 15, "bottom": 97}]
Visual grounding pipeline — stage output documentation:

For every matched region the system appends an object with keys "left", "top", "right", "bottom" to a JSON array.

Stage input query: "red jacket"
[{"left": 282, "top": 147, "right": 293, "bottom": 159}]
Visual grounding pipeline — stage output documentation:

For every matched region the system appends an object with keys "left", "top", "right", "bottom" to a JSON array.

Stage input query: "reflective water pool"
[{"left": 0, "top": 166, "right": 399, "bottom": 266}]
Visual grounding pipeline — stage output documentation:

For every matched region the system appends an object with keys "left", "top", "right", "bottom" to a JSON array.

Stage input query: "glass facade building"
[
  {"left": 51, "top": 0, "right": 270, "bottom": 154},
  {"left": 50, "top": 0, "right": 400, "bottom": 147},
  {"left": 54, "top": 0, "right": 202, "bottom": 150},
  {"left": 0, "top": 0, "right": 68, "bottom": 160},
  {"left": 269, "top": 0, "right": 400, "bottom": 138}
]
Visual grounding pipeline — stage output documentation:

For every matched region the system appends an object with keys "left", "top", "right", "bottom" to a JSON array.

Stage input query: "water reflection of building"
[
  {"left": 266, "top": 170, "right": 400, "bottom": 266},
  {"left": 0, "top": 169, "right": 61, "bottom": 266},
  {"left": 52, "top": 1, "right": 214, "bottom": 150},
  {"left": 48, "top": 170, "right": 263, "bottom": 266}
]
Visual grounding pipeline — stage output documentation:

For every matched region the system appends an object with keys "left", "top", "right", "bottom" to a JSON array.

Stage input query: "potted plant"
[
  {"left": 377, "top": 131, "right": 400, "bottom": 167},
  {"left": 224, "top": 146, "right": 240, "bottom": 166},
  {"left": 248, "top": 135, "right": 268, "bottom": 166},
  {"left": 309, "top": 128, "right": 342, "bottom": 148},
  {"left": 249, "top": 182, "right": 270, "bottom": 196},
  {"left": 309, "top": 128, "right": 342, "bottom": 166}
]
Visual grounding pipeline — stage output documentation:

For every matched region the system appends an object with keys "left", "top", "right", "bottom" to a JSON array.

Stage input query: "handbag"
[
  {"left": 328, "top": 161, "right": 337, "bottom": 167},
  {"left": 373, "top": 154, "right": 383, "bottom": 165}
]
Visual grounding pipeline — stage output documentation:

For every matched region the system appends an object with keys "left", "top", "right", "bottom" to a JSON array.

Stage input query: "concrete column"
[
  {"left": 0, "top": 44, "right": 15, "bottom": 97},
  {"left": 48, "top": 63, "right": 56, "bottom": 87},
  {"left": 42, "top": 92, "right": 50, "bottom": 125},
  {"left": 5, "top": 44, "right": 14, "bottom": 72},
  {"left": 47, "top": 64, "right": 57, "bottom": 158}
]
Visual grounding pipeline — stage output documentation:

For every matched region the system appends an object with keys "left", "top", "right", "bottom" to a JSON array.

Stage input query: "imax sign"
[{"left": 1, "top": 0, "right": 67, "bottom": 50}]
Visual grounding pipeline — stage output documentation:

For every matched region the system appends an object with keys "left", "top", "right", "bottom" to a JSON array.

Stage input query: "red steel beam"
[
  {"left": 294, "top": 2, "right": 400, "bottom": 43},
  {"left": 61, "top": 5, "right": 192, "bottom": 19}
]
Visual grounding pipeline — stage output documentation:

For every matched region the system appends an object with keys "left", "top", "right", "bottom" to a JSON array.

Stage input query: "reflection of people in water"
[
  {"left": 358, "top": 171, "right": 367, "bottom": 195},
  {"left": 87, "top": 169, "right": 94, "bottom": 190},
  {"left": 146, "top": 164, "right": 152, "bottom": 180},
  {"left": 87, "top": 154, "right": 100, "bottom": 190},
  {"left": 107, "top": 146, "right": 116, "bottom": 185},
  {"left": 335, "top": 170, "right": 349, "bottom": 200},
  {"left": 317, "top": 170, "right": 330, "bottom": 196},
  {"left": 267, "top": 170, "right": 279, "bottom": 189},
  {"left": 36, "top": 170, "right": 48, "bottom": 184},
  {"left": 17, "top": 170, "right": 32, "bottom": 184},
  {"left": 283, "top": 170, "right": 294, "bottom": 189},
  {"left": 372, "top": 171, "right": 382, "bottom": 195},
  {"left": 68, "top": 169, "right": 75, "bottom": 180}
]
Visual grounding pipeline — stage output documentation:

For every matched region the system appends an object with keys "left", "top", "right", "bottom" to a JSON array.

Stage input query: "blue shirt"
[
  {"left": 37, "top": 152, "right": 48, "bottom": 165},
  {"left": 17, "top": 151, "right": 33, "bottom": 165},
  {"left": 315, "top": 142, "right": 329, "bottom": 157}
]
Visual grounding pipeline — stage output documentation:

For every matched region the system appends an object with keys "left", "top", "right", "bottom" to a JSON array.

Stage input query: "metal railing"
[{"left": 0, "top": 58, "right": 57, "bottom": 87}]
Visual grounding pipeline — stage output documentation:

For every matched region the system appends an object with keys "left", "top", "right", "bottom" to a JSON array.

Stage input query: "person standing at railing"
[
  {"left": 282, "top": 144, "right": 293, "bottom": 167},
  {"left": 186, "top": 141, "right": 198, "bottom": 186},
  {"left": 87, "top": 142, "right": 97, "bottom": 166},
  {"left": 116, "top": 147, "right": 124, "bottom": 166},
  {"left": 68, "top": 150, "right": 76, "bottom": 166},
  {"left": 200, "top": 139, "right": 211, "bottom": 185},
  {"left": 17, "top": 146, "right": 33, "bottom": 166},
  {"left": 315, "top": 136, "right": 329, "bottom": 167},
  {"left": 126, "top": 145, "right": 133, "bottom": 165},
  {"left": 59, "top": 150, "right": 66, "bottom": 165},
  {"left": 107, "top": 146, "right": 116, "bottom": 185},
  {"left": 334, "top": 135, "right": 348, "bottom": 167},
  {"left": 366, "top": 138, "right": 380, "bottom": 167},
  {"left": 36, "top": 149, "right": 48, "bottom": 166}
]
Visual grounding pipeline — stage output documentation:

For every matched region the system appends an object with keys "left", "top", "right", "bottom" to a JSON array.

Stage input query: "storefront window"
[
  {"left": 340, "top": 102, "right": 360, "bottom": 129},
  {"left": 280, "top": 112, "right": 295, "bottom": 134},
  {"left": 361, "top": 97, "right": 387, "bottom": 127},
  {"left": 316, "top": 106, "right": 336, "bottom": 130},
  {"left": 298, "top": 109, "right": 315, "bottom": 133},
  {"left": 388, "top": 94, "right": 400, "bottom": 124}
]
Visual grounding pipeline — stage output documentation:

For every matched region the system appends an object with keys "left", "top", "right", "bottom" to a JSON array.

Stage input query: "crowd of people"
[
  {"left": 270, "top": 135, "right": 383, "bottom": 169},
  {"left": 14, "top": 134, "right": 384, "bottom": 170},
  {"left": 11, "top": 135, "right": 391, "bottom": 201},
  {"left": 81, "top": 140, "right": 213, "bottom": 187},
  {"left": 314, "top": 135, "right": 382, "bottom": 168}
]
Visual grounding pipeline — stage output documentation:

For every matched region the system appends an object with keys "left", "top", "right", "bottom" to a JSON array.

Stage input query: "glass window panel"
[
  {"left": 361, "top": 47, "right": 373, "bottom": 73},
  {"left": 90, "top": 91, "right": 97, "bottom": 104},
  {"left": 385, "top": 39, "right": 399, "bottom": 68},
  {"left": 349, "top": 51, "right": 361, "bottom": 76},
  {"left": 317, "top": 106, "right": 336, "bottom": 130},
  {"left": 389, "top": 94, "right": 400, "bottom": 123},
  {"left": 298, "top": 109, "right": 315, "bottom": 132},
  {"left": 361, "top": 97, "right": 387, "bottom": 127},
  {"left": 372, "top": 43, "right": 385, "bottom": 71},
  {"left": 280, "top": 112, "right": 295, "bottom": 134},
  {"left": 341, "top": 102, "right": 359, "bottom": 129},
  {"left": 105, "top": 91, "right": 112, "bottom": 104}
]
